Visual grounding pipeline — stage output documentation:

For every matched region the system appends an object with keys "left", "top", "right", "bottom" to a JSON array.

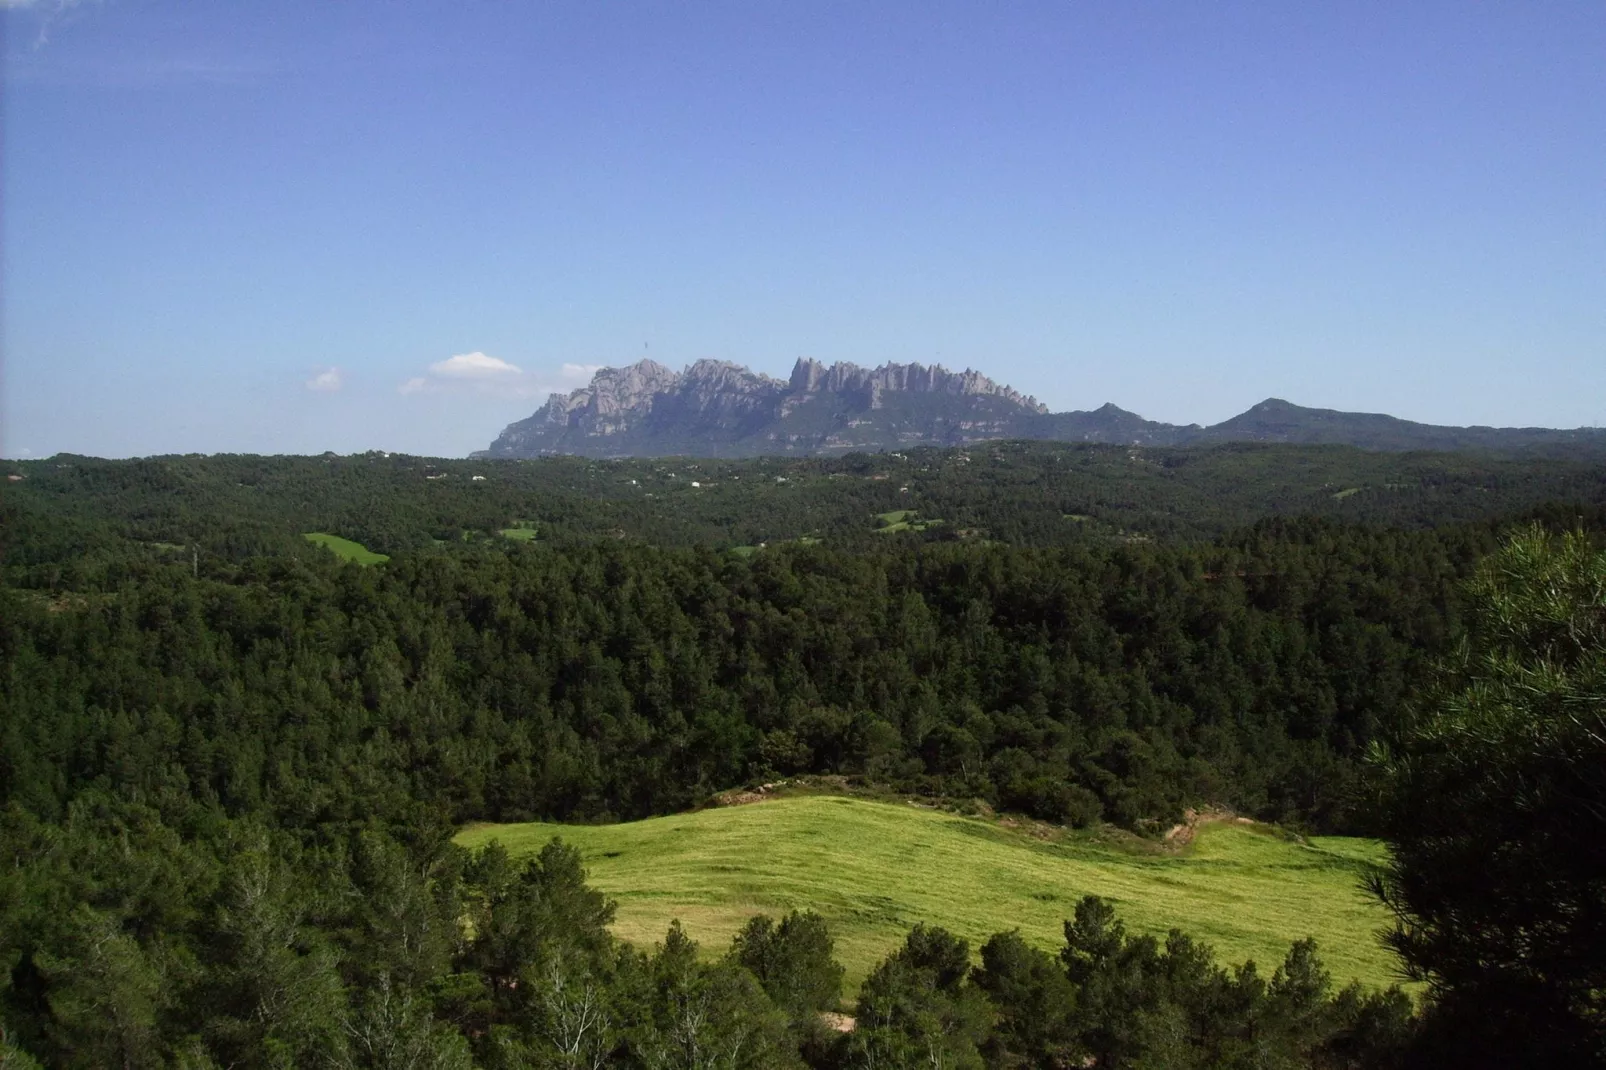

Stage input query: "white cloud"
[
  {"left": 560, "top": 362, "right": 603, "bottom": 383},
  {"left": 305, "top": 368, "right": 343, "bottom": 392},
  {"left": 397, "top": 353, "right": 603, "bottom": 403},
  {"left": 429, "top": 352, "right": 522, "bottom": 379}
]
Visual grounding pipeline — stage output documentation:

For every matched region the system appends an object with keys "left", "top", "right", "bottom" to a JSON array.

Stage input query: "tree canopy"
[
  {"left": 5, "top": 444, "right": 1606, "bottom": 1065},
  {"left": 1372, "top": 526, "right": 1606, "bottom": 1067}
]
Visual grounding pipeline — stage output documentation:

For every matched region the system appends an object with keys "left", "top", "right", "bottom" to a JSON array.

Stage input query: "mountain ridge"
[{"left": 480, "top": 357, "right": 1606, "bottom": 459}]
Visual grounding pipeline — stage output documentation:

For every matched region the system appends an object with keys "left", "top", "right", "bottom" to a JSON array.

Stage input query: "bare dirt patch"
[
  {"left": 713, "top": 781, "right": 791, "bottom": 807},
  {"left": 997, "top": 814, "right": 1072, "bottom": 841},
  {"left": 1164, "top": 808, "right": 1255, "bottom": 850},
  {"left": 710, "top": 775, "right": 858, "bottom": 808}
]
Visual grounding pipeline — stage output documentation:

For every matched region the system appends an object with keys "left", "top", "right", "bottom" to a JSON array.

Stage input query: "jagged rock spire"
[{"left": 484, "top": 356, "right": 1052, "bottom": 457}]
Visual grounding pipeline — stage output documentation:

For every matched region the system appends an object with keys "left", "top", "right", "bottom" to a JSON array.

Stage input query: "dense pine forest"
[
  {"left": 9, "top": 441, "right": 1606, "bottom": 560},
  {"left": 3, "top": 444, "right": 1603, "bottom": 1068},
  {"left": 0, "top": 520, "right": 1501, "bottom": 834}
]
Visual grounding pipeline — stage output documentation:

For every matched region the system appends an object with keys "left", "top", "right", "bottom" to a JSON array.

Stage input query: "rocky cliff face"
[
  {"left": 784, "top": 358, "right": 1047, "bottom": 412},
  {"left": 479, "top": 359, "right": 1606, "bottom": 459},
  {"left": 523, "top": 359, "right": 685, "bottom": 437},
  {"left": 482, "top": 358, "right": 1051, "bottom": 458}
]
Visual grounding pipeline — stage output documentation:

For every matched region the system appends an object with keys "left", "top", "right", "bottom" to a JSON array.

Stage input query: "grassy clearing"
[
  {"left": 501, "top": 520, "right": 540, "bottom": 542},
  {"left": 302, "top": 532, "right": 389, "bottom": 565},
  {"left": 457, "top": 796, "right": 1397, "bottom": 992},
  {"left": 874, "top": 510, "right": 944, "bottom": 534}
]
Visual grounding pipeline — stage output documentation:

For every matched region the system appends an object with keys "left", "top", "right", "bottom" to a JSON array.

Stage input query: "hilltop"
[{"left": 481, "top": 357, "right": 1606, "bottom": 459}]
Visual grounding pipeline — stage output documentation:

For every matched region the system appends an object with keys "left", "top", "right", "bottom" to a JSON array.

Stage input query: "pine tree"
[{"left": 1371, "top": 526, "right": 1606, "bottom": 1066}]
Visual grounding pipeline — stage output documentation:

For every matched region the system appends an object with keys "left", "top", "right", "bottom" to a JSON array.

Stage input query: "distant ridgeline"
[{"left": 480, "top": 357, "right": 1606, "bottom": 459}]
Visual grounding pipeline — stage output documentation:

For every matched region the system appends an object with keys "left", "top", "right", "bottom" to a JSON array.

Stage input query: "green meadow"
[
  {"left": 458, "top": 795, "right": 1398, "bottom": 992},
  {"left": 874, "top": 509, "right": 943, "bottom": 534},
  {"left": 500, "top": 520, "right": 540, "bottom": 542},
  {"left": 302, "top": 532, "right": 390, "bottom": 565}
]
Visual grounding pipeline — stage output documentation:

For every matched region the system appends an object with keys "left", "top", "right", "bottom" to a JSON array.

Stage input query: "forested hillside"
[
  {"left": 5, "top": 445, "right": 1604, "bottom": 834},
  {"left": 3, "top": 444, "right": 1603, "bottom": 1067},
  {"left": 0, "top": 516, "right": 1514, "bottom": 834},
  {"left": 7, "top": 441, "right": 1606, "bottom": 563}
]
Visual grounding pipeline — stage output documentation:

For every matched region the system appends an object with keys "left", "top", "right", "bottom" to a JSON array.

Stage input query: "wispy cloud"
[
  {"left": 4, "top": 0, "right": 271, "bottom": 86},
  {"left": 6, "top": 0, "right": 97, "bottom": 52},
  {"left": 429, "top": 351, "right": 522, "bottom": 379},
  {"left": 305, "top": 368, "right": 343, "bottom": 393},
  {"left": 560, "top": 363, "right": 603, "bottom": 383},
  {"left": 398, "top": 353, "right": 604, "bottom": 401}
]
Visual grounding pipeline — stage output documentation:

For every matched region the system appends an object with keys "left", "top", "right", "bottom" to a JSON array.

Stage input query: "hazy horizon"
[{"left": 5, "top": 2, "right": 1603, "bottom": 459}]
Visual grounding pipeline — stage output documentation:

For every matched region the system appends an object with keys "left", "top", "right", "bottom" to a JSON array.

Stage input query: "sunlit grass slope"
[
  {"left": 302, "top": 532, "right": 389, "bottom": 564},
  {"left": 457, "top": 796, "right": 1397, "bottom": 991}
]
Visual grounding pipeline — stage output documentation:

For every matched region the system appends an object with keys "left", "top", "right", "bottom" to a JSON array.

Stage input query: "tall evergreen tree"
[{"left": 1371, "top": 526, "right": 1606, "bottom": 1066}]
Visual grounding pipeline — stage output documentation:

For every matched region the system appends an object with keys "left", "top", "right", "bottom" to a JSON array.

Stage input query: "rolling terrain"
[
  {"left": 9, "top": 441, "right": 1606, "bottom": 558},
  {"left": 457, "top": 794, "right": 1397, "bottom": 992},
  {"left": 481, "top": 357, "right": 1606, "bottom": 459}
]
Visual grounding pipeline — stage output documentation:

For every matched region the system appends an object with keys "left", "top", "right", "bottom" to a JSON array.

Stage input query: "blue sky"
[{"left": 4, "top": 1, "right": 1603, "bottom": 458}]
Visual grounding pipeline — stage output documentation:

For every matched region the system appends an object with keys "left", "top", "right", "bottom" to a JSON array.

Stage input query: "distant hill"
[
  {"left": 1191, "top": 397, "right": 1606, "bottom": 454},
  {"left": 479, "top": 358, "right": 1606, "bottom": 459}
]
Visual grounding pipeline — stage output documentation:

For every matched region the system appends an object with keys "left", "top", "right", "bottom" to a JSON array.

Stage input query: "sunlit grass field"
[
  {"left": 457, "top": 795, "right": 1399, "bottom": 992},
  {"left": 873, "top": 509, "right": 943, "bottom": 533},
  {"left": 499, "top": 520, "right": 540, "bottom": 542},
  {"left": 302, "top": 532, "right": 389, "bottom": 564}
]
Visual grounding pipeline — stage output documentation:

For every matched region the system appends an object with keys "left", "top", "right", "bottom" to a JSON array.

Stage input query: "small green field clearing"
[
  {"left": 874, "top": 509, "right": 944, "bottom": 534},
  {"left": 500, "top": 526, "right": 540, "bottom": 542},
  {"left": 458, "top": 796, "right": 1397, "bottom": 992},
  {"left": 302, "top": 533, "right": 389, "bottom": 565}
]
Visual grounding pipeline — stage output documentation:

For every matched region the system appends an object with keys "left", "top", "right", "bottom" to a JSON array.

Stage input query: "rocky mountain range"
[{"left": 479, "top": 357, "right": 1606, "bottom": 459}]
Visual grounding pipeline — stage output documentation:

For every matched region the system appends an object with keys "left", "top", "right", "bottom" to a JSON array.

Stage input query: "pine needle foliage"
[{"left": 1371, "top": 525, "right": 1606, "bottom": 1066}]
